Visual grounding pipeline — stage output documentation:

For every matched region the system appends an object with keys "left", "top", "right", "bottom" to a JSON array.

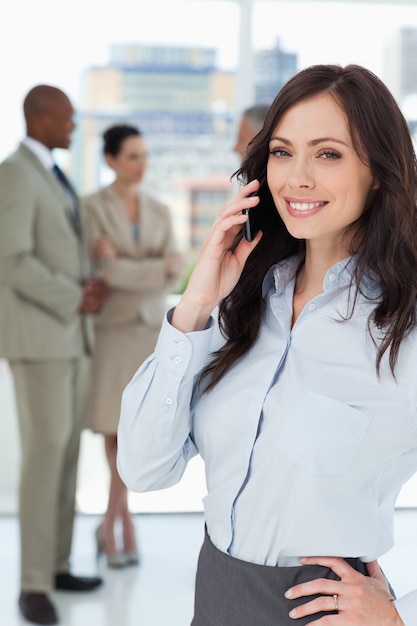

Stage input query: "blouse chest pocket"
[{"left": 276, "top": 390, "right": 372, "bottom": 477}]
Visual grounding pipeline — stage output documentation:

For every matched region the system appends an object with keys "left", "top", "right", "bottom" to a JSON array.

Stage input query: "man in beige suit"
[{"left": 0, "top": 85, "right": 109, "bottom": 625}]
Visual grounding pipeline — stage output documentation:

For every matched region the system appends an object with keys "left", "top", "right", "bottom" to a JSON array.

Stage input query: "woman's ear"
[
  {"left": 104, "top": 153, "right": 114, "bottom": 170},
  {"left": 371, "top": 176, "right": 379, "bottom": 191}
]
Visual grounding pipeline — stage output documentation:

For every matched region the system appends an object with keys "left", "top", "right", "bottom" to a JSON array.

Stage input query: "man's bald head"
[{"left": 23, "top": 84, "right": 75, "bottom": 150}]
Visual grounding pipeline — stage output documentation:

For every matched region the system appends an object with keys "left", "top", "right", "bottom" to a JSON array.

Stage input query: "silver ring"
[{"left": 333, "top": 594, "right": 339, "bottom": 611}]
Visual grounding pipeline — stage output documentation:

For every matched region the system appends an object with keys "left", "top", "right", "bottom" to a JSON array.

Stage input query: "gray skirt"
[{"left": 192, "top": 530, "right": 372, "bottom": 626}]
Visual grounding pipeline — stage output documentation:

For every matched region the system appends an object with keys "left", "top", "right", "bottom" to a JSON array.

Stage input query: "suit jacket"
[
  {"left": 82, "top": 183, "right": 181, "bottom": 329},
  {"left": 0, "top": 143, "right": 93, "bottom": 359}
]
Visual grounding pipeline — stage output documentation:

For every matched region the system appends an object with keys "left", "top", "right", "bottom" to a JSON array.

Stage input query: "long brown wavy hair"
[{"left": 200, "top": 64, "right": 417, "bottom": 391}]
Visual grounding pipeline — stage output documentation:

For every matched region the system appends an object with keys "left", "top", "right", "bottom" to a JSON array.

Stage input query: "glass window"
[{"left": 2, "top": 0, "right": 417, "bottom": 514}]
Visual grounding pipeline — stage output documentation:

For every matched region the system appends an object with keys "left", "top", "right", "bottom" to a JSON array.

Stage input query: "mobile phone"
[
  {"left": 242, "top": 174, "right": 265, "bottom": 242},
  {"left": 242, "top": 200, "right": 260, "bottom": 242}
]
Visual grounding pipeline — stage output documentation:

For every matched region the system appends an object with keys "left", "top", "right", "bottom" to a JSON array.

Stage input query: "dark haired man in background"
[{"left": 233, "top": 103, "right": 270, "bottom": 160}]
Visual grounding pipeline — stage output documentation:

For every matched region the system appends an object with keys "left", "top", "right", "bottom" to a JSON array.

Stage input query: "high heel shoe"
[
  {"left": 124, "top": 550, "right": 140, "bottom": 566},
  {"left": 95, "top": 525, "right": 127, "bottom": 569}
]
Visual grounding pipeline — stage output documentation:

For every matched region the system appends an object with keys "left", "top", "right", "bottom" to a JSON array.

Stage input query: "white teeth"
[{"left": 289, "top": 202, "right": 324, "bottom": 211}]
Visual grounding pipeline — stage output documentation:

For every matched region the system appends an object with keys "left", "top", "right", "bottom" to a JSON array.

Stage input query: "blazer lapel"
[
  {"left": 100, "top": 185, "right": 137, "bottom": 256},
  {"left": 20, "top": 145, "right": 82, "bottom": 237},
  {"left": 137, "top": 191, "right": 153, "bottom": 255}
]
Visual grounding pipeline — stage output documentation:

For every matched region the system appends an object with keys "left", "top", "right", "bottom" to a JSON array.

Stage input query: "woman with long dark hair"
[{"left": 117, "top": 65, "right": 417, "bottom": 624}]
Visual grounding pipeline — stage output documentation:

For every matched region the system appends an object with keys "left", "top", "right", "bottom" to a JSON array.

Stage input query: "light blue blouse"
[{"left": 117, "top": 256, "right": 417, "bottom": 624}]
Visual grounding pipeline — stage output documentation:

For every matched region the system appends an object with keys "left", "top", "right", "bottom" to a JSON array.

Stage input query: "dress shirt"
[
  {"left": 22, "top": 136, "right": 55, "bottom": 170},
  {"left": 117, "top": 255, "right": 417, "bottom": 625}
]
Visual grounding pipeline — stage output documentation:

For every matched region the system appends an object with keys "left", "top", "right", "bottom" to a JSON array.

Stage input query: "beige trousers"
[{"left": 10, "top": 357, "right": 89, "bottom": 593}]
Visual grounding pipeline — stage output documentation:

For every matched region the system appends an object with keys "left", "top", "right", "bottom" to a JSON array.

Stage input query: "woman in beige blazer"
[{"left": 82, "top": 124, "right": 184, "bottom": 568}]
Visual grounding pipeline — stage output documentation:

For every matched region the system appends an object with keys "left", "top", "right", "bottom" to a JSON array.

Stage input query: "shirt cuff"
[
  {"left": 395, "top": 589, "right": 417, "bottom": 625},
  {"left": 154, "top": 307, "right": 215, "bottom": 377}
]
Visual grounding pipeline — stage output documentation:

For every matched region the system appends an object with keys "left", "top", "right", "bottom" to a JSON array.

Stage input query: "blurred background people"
[
  {"left": 82, "top": 124, "right": 184, "bottom": 569},
  {"left": 233, "top": 104, "right": 271, "bottom": 160},
  {"left": 0, "top": 85, "right": 108, "bottom": 626}
]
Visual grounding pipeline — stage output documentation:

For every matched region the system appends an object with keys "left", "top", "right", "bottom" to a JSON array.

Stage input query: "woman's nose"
[{"left": 288, "top": 157, "right": 315, "bottom": 189}]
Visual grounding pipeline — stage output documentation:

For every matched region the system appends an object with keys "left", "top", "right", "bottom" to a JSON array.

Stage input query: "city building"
[
  {"left": 75, "top": 43, "right": 238, "bottom": 256},
  {"left": 253, "top": 40, "right": 298, "bottom": 105}
]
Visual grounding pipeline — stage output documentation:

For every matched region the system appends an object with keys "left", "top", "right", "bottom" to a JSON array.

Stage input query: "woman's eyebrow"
[{"left": 269, "top": 135, "right": 349, "bottom": 148}]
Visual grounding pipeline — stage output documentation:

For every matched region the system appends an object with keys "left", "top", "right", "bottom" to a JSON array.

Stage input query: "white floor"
[
  {"left": 1, "top": 509, "right": 417, "bottom": 625},
  {"left": 0, "top": 513, "right": 205, "bottom": 626}
]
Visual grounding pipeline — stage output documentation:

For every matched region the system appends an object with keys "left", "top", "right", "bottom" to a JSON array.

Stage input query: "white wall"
[{"left": 1, "top": 358, "right": 416, "bottom": 514}]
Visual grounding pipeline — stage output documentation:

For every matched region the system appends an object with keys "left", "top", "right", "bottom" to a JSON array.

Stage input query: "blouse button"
[
  {"left": 174, "top": 356, "right": 182, "bottom": 364},
  {"left": 329, "top": 274, "right": 336, "bottom": 282},
  {"left": 308, "top": 303, "right": 316, "bottom": 311},
  {"left": 178, "top": 341, "right": 186, "bottom": 349},
  {"left": 165, "top": 397, "right": 174, "bottom": 405}
]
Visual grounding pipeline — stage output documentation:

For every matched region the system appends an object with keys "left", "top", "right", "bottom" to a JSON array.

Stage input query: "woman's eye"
[
  {"left": 318, "top": 150, "right": 341, "bottom": 160},
  {"left": 269, "top": 148, "right": 290, "bottom": 157}
]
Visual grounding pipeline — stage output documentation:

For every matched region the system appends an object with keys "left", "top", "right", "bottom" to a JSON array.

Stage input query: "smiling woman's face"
[{"left": 267, "top": 92, "right": 378, "bottom": 251}]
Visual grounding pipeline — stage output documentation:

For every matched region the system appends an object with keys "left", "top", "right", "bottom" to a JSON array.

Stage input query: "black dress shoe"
[
  {"left": 19, "top": 592, "right": 58, "bottom": 625},
  {"left": 54, "top": 572, "right": 102, "bottom": 592}
]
